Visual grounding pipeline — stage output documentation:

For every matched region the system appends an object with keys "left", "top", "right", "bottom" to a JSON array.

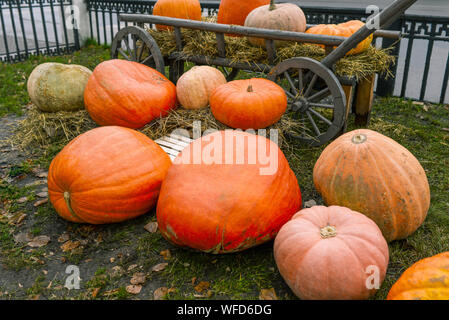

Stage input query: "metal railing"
[{"left": 0, "top": 0, "right": 448, "bottom": 104}]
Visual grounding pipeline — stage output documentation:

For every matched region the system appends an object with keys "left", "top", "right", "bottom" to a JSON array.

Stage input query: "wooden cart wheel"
[
  {"left": 111, "top": 26, "right": 165, "bottom": 75},
  {"left": 268, "top": 57, "right": 346, "bottom": 146}
]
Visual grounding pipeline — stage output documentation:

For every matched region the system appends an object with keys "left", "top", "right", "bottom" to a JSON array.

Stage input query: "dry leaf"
[
  {"left": 28, "top": 235, "right": 50, "bottom": 247},
  {"left": 160, "top": 249, "right": 171, "bottom": 260},
  {"left": 60, "top": 240, "right": 80, "bottom": 252},
  {"left": 36, "top": 192, "right": 48, "bottom": 198},
  {"left": 194, "top": 281, "right": 210, "bottom": 293},
  {"left": 58, "top": 233, "right": 70, "bottom": 243},
  {"left": 103, "top": 289, "right": 119, "bottom": 297},
  {"left": 144, "top": 221, "right": 158, "bottom": 233},
  {"left": 36, "top": 172, "right": 48, "bottom": 178},
  {"left": 91, "top": 287, "right": 101, "bottom": 299},
  {"left": 191, "top": 277, "right": 197, "bottom": 285},
  {"left": 304, "top": 199, "right": 317, "bottom": 208},
  {"left": 153, "top": 287, "right": 168, "bottom": 300},
  {"left": 33, "top": 198, "right": 48, "bottom": 207},
  {"left": 152, "top": 263, "right": 168, "bottom": 272},
  {"left": 126, "top": 285, "right": 142, "bottom": 295},
  {"left": 109, "top": 266, "right": 125, "bottom": 278},
  {"left": 127, "top": 264, "right": 138, "bottom": 271},
  {"left": 17, "top": 197, "right": 28, "bottom": 204},
  {"left": 259, "top": 288, "right": 278, "bottom": 300},
  {"left": 14, "top": 232, "right": 32, "bottom": 243},
  {"left": 130, "top": 273, "right": 146, "bottom": 285}
]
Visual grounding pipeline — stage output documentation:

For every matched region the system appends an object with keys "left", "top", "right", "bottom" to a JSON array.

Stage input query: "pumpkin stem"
[
  {"left": 63, "top": 191, "right": 77, "bottom": 218},
  {"left": 320, "top": 225, "right": 337, "bottom": 239},
  {"left": 351, "top": 133, "right": 367, "bottom": 144},
  {"left": 247, "top": 84, "right": 254, "bottom": 92},
  {"left": 269, "top": 0, "right": 276, "bottom": 11}
]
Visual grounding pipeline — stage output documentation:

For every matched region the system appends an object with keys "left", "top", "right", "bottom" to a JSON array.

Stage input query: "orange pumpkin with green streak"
[
  {"left": 388, "top": 252, "right": 449, "bottom": 300},
  {"left": 48, "top": 126, "right": 171, "bottom": 224},
  {"left": 156, "top": 130, "right": 302, "bottom": 254},
  {"left": 313, "top": 129, "right": 430, "bottom": 242}
]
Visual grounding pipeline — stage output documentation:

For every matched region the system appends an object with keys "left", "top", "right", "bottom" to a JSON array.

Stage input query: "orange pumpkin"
[
  {"left": 244, "top": 0, "right": 307, "bottom": 47},
  {"left": 48, "top": 126, "right": 171, "bottom": 224},
  {"left": 217, "top": 0, "right": 270, "bottom": 36},
  {"left": 156, "top": 130, "right": 302, "bottom": 254},
  {"left": 176, "top": 66, "right": 227, "bottom": 109},
  {"left": 84, "top": 59, "right": 177, "bottom": 129},
  {"left": 387, "top": 252, "right": 449, "bottom": 300},
  {"left": 274, "top": 205, "right": 389, "bottom": 300},
  {"left": 313, "top": 129, "right": 430, "bottom": 242},
  {"left": 306, "top": 20, "right": 373, "bottom": 55},
  {"left": 210, "top": 78, "right": 287, "bottom": 130},
  {"left": 153, "top": 0, "right": 202, "bottom": 31}
]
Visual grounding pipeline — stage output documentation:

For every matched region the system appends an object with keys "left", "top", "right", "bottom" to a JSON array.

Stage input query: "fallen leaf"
[
  {"left": 36, "top": 172, "right": 48, "bottom": 178},
  {"left": 109, "top": 266, "right": 125, "bottom": 278},
  {"left": 194, "top": 281, "right": 210, "bottom": 293},
  {"left": 103, "top": 289, "right": 119, "bottom": 297},
  {"left": 9, "top": 212, "right": 26, "bottom": 225},
  {"left": 160, "top": 249, "right": 171, "bottom": 260},
  {"left": 304, "top": 199, "right": 317, "bottom": 208},
  {"left": 153, "top": 287, "right": 168, "bottom": 300},
  {"left": 442, "top": 128, "right": 449, "bottom": 132},
  {"left": 91, "top": 287, "right": 100, "bottom": 299},
  {"left": 126, "top": 285, "right": 142, "bottom": 295},
  {"left": 58, "top": 233, "right": 70, "bottom": 243},
  {"left": 127, "top": 264, "right": 138, "bottom": 271},
  {"left": 144, "top": 221, "right": 158, "bottom": 233},
  {"left": 13, "top": 232, "right": 33, "bottom": 244},
  {"left": 130, "top": 273, "right": 146, "bottom": 285},
  {"left": 412, "top": 101, "right": 424, "bottom": 106},
  {"left": 423, "top": 105, "right": 429, "bottom": 112},
  {"left": 33, "top": 198, "right": 48, "bottom": 207},
  {"left": 259, "top": 288, "right": 278, "bottom": 300},
  {"left": 194, "top": 290, "right": 213, "bottom": 298},
  {"left": 28, "top": 235, "right": 50, "bottom": 247},
  {"left": 152, "top": 263, "right": 168, "bottom": 272},
  {"left": 191, "top": 277, "right": 197, "bottom": 285},
  {"left": 17, "top": 197, "right": 28, "bottom": 204},
  {"left": 36, "top": 192, "right": 48, "bottom": 198},
  {"left": 60, "top": 240, "right": 80, "bottom": 252},
  {"left": 225, "top": 267, "right": 231, "bottom": 272}
]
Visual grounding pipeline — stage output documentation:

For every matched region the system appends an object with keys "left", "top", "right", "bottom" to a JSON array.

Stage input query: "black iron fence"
[{"left": 1, "top": 0, "right": 448, "bottom": 104}]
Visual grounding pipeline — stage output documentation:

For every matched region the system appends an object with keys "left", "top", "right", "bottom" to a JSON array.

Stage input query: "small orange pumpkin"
[
  {"left": 387, "top": 252, "right": 449, "bottom": 300},
  {"left": 48, "top": 126, "right": 171, "bottom": 224},
  {"left": 156, "top": 130, "right": 302, "bottom": 254},
  {"left": 84, "top": 59, "right": 177, "bottom": 129},
  {"left": 313, "top": 129, "right": 430, "bottom": 242},
  {"left": 210, "top": 78, "right": 287, "bottom": 130},
  {"left": 244, "top": 0, "right": 307, "bottom": 47},
  {"left": 176, "top": 66, "right": 227, "bottom": 110},
  {"left": 274, "top": 205, "right": 389, "bottom": 300},
  {"left": 153, "top": 0, "right": 202, "bottom": 31}
]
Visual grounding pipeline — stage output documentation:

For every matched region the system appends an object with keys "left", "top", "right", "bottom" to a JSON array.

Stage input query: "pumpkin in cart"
[
  {"left": 244, "top": 0, "right": 307, "bottom": 47},
  {"left": 176, "top": 66, "right": 227, "bottom": 110},
  {"left": 210, "top": 78, "right": 287, "bottom": 130},
  {"left": 156, "top": 130, "right": 302, "bottom": 253},
  {"left": 48, "top": 126, "right": 171, "bottom": 224},
  {"left": 313, "top": 129, "right": 430, "bottom": 242},
  {"left": 274, "top": 205, "right": 389, "bottom": 300},
  {"left": 153, "top": 0, "right": 202, "bottom": 31},
  {"left": 387, "top": 252, "right": 449, "bottom": 300},
  {"left": 217, "top": 0, "right": 270, "bottom": 33},
  {"left": 84, "top": 59, "right": 177, "bottom": 129}
]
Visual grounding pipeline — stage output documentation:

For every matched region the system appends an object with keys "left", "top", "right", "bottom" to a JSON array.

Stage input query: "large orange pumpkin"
[
  {"left": 387, "top": 252, "right": 449, "bottom": 300},
  {"left": 244, "top": 0, "right": 307, "bottom": 47},
  {"left": 217, "top": 0, "right": 270, "bottom": 32},
  {"left": 210, "top": 78, "right": 287, "bottom": 130},
  {"left": 153, "top": 0, "right": 202, "bottom": 31},
  {"left": 84, "top": 59, "right": 177, "bottom": 129},
  {"left": 48, "top": 126, "right": 171, "bottom": 224},
  {"left": 156, "top": 130, "right": 302, "bottom": 254},
  {"left": 176, "top": 66, "right": 227, "bottom": 110},
  {"left": 306, "top": 20, "right": 373, "bottom": 55},
  {"left": 274, "top": 205, "right": 389, "bottom": 300},
  {"left": 313, "top": 129, "right": 430, "bottom": 242}
]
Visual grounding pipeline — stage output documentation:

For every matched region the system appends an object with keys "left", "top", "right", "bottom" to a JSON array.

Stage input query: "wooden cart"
[{"left": 111, "top": 0, "right": 416, "bottom": 146}]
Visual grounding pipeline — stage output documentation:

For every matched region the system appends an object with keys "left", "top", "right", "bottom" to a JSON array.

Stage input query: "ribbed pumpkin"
[
  {"left": 274, "top": 205, "right": 389, "bottom": 300},
  {"left": 244, "top": 0, "right": 307, "bottom": 47},
  {"left": 153, "top": 0, "right": 202, "bottom": 31},
  {"left": 176, "top": 66, "right": 227, "bottom": 109},
  {"left": 306, "top": 20, "right": 373, "bottom": 55},
  {"left": 84, "top": 59, "right": 177, "bottom": 129},
  {"left": 48, "top": 126, "right": 171, "bottom": 224},
  {"left": 210, "top": 78, "right": 287, "bottom": 130},
  {"left": 313, "top": 129, "right": 430, "bottom": 242},
  {"left": 217, "top": 0, "right": 270, "bottom": 34},
  {"left": 387, "top": 252, "right": 449, "bottom": 300},
  {"left": 156, "top": 130, "right": 302, "bottom": 254}
]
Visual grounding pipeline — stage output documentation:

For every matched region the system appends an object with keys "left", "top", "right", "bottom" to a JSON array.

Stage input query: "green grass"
[{"left": 0, "top": 45, "right": 448, "bottom": 300}]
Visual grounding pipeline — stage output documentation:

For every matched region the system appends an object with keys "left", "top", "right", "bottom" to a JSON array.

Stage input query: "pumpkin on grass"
[
  {"left": 48, "top": 126, "right": 171, "bottom": 224},
  {"left": 217, "top": 0, "right": 270, "bottom": 35},
  {"left": 156, "top": 130, "right": 302, "bottom": 254},
  {"left": 244, "top": 0, "right": 307, "bottom": 47},
  {"left": 84, "top": 59, "right": 177, "bottom": 129},
  {"left": 274, "top": 205, "right": 389, "bottom": 300},
  {"left": 153, "top": 0, "right": 202, "bottom": 31},
  {"left": 313, "top": 129, "right": 430, "bottom": 242},
  {"left": 176, "top": 66, "right": 227, "bottom": 110},
  {"left": 210, "top": 78, "right": 287, "bottom": 130},
  {"left": 387, "top": 252, "right": 449, "bottom": 300}
]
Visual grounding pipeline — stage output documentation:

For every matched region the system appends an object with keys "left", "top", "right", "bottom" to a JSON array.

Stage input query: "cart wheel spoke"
[
  {"left": 306, "top": 111, "right": 321, "bottom": 136},
  {"left": 117, "top": 48, "right": 131, "bottom": 60},
  {"left": 308, "top": 108, "right": 333, "bottom": 126},
  {"left": 308, "top": 87, "right": 331, "bottom": 103},
  {"left": 308, "top": 102, "right": 334, "bottom": 109},
  {"left": 284, "top": 71, "right": 298, "bottom": 96},
  {"left": 304, "top": 74, "right": 318, "bottom": 98}
]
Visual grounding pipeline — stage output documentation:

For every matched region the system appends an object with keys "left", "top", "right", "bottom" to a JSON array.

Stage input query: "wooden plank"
[
  {"left": 342, "top": 84, "right": 355, "bottom": 133},
  {"left": 354, "top": 75, "right": 376, "bottom": 126}
]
